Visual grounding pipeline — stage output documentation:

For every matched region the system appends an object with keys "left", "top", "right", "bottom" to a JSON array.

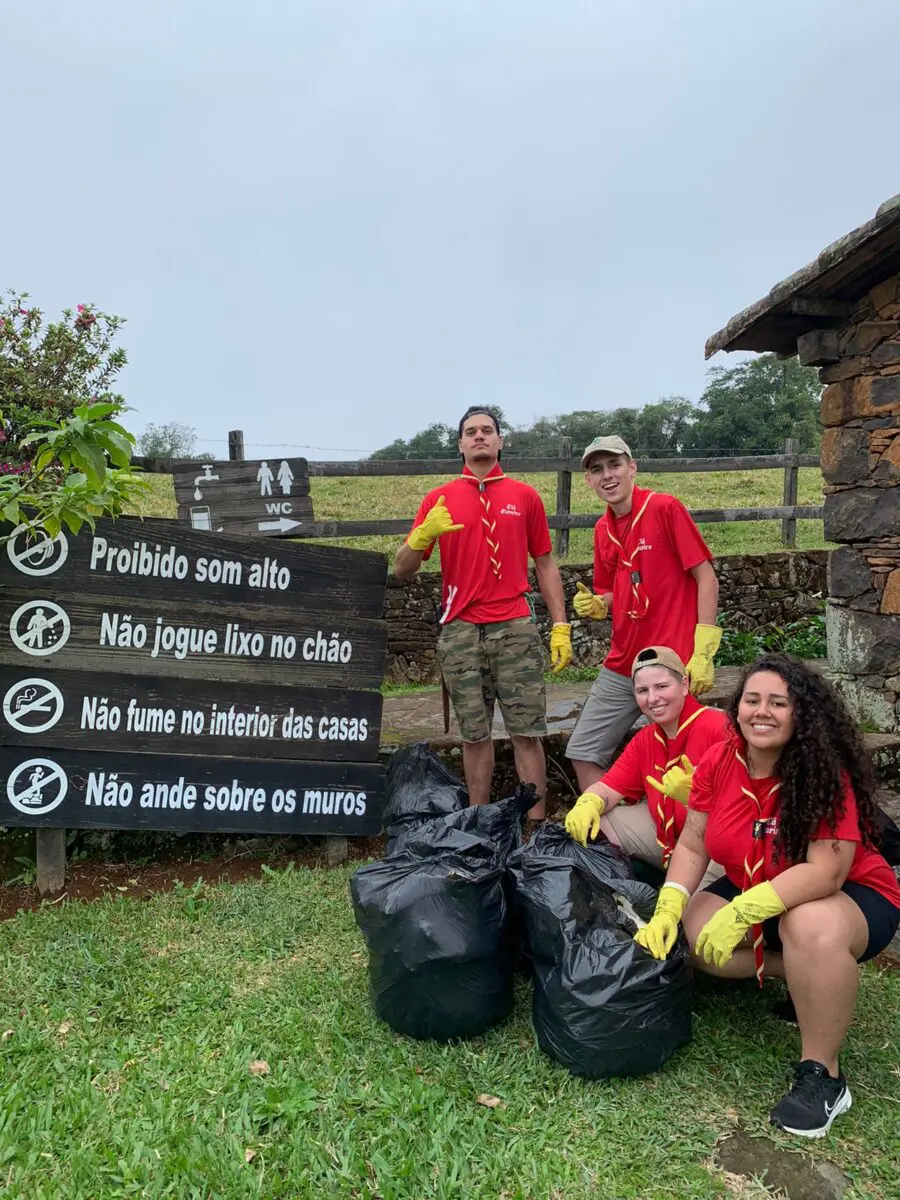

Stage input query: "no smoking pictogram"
[{"left": 2, "top": 677, "right": 65, "bottom": 734}]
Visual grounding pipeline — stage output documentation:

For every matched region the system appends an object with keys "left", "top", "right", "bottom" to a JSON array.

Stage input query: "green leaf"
[
  {"left": 93, "top": 429, "right": 133, "bottom": 468},
  {"left": 69, "top": 437, "right": 107, "bottom": 488}
]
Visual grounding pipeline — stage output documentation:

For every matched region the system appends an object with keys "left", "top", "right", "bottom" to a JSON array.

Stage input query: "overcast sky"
[{"left": 4, "top": 1, "right": 900, "bottom": 459}]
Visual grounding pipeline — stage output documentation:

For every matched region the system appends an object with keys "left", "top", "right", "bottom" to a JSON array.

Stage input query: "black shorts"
[{"left": 703, "top": 876, "right": 900, "bottom": 963}]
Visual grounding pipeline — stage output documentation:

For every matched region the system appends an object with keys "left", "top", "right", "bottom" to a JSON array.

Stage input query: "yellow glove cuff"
[
  {"left": 731, "top": 881, "right": 785, "bottom": 924},
  {"left": 552, "top": 622, "right": 572, "bottom": 633},
  {"left": 655, "top": 883, "right": 690, "bottom": 922},
  {"left": 693, "top": 623, "right": 722, "bottom": 659},
  {"left": 576, "top": 790, "right": 606, "bottom": 818},
  {"left": 407, "top": 524, "right": 434, "bottom": 551}
]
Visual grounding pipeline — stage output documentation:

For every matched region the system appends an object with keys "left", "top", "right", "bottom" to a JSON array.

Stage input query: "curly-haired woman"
[{"left": 635, "top": 654, "right": 900, "bottom": 1137}]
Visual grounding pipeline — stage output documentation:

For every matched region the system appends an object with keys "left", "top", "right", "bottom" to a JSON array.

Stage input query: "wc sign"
[{"left": 172, "top": 457, "right": 315, "bottom": 538}]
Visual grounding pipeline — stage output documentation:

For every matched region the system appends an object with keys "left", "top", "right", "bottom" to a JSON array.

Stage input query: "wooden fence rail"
[{"left": 133, "top": 437, "right": 822, "bottom": 552}]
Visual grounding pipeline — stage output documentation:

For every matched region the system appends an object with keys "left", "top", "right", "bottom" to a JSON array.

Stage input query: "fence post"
[
  {"left": 781, "top": 437, "right": 799, "bottom": 548},
  {"left": 555, "top": 438, "right": 573, "bottom": 558},
  {"left": 228, "top": 429, "right": 245, "bottom": 461}
]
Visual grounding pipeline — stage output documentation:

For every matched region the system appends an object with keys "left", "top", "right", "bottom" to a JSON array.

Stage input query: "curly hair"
[{"left": 726, "top": 653, "right": 877, "bottom": 865}]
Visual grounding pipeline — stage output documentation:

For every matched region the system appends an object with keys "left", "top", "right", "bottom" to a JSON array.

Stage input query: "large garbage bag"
[
  {"left": 382, "top": 743, "right": 467, "bottom": 853},
  {"left": 352, "top": 787, "right": 534, "bottom": 1041},
  {"left": 509, "top": 826, "right": 693, "bottom": 1078}
]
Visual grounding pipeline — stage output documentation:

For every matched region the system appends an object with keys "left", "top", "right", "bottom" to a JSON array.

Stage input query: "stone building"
[{"left": 706, "top": 196, "right": 900, "bottom": 732}]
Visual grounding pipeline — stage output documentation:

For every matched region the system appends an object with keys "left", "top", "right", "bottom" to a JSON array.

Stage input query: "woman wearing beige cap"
[{"left": 565, "top": 645, "right": 727, "bottom": 885}]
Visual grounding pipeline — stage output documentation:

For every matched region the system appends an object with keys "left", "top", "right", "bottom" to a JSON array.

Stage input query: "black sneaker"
[{"left": 769, "top": 1060, "right": 852, "bottom": 1138}]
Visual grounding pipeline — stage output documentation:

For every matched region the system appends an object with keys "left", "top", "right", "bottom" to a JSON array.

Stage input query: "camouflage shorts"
[{"left": 436, "top": 617, "right": 547, "bottom": 743}]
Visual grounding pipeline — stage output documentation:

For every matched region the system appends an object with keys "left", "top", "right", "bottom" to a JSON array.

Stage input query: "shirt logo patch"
[
  {"left": 499, "top": 503, "right": 521, "bottom": 517},
  {"left": 633, "top": 537, "right": 653, "bottom": 554}
]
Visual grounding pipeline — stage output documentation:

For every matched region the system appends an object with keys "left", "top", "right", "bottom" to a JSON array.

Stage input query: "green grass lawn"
[
  {"left": 1, "top": 865, "right": 897, "bottom": 1199},
  {"left": 132, "top": 468, "right": 831, "bottom": 564}
]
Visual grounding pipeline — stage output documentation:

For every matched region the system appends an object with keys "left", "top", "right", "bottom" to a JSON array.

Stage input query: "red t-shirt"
[
  {"left": 408, "top": 465, "right": 552, "bottom": 624},
  {"left": 689, "top": 738, "right": 900, "bottom": 907},
  {"left": 593, "top": 487, "right": 713, "bottom": 676},
  {"left": 601, "top": 694, "right": 729, "bottom": 862}
]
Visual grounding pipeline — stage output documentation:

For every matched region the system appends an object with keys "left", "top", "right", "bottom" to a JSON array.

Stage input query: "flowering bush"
[{"left": 1, "top": 290, "right": 146, "bottom": 539}]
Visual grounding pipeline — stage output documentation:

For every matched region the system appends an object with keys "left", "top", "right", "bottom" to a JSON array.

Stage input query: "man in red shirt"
[
  {"left": 564, "top": 646, "right": 727, "bottom": 884},
  {"left": 565, "top": 435, "right": 722, "bottom": 791},
  {"left": 394, "top": 407, "right": 571, "bottom": 819}
]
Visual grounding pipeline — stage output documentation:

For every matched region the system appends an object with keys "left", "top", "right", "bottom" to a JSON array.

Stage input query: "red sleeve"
[
  {"left": 811, "top": 778, "right": 863, "bottom": 844},
  {"left": 687, "top": 743, "right": 726, "bottom": 814},
  {"left": 663, "top": 497, "right": 713, "bottom": 573},
  {"left": 525, "top": 488, "right": 552, "bottom": 558},
  {"left": 601, "top": 727, "right": 651, "bottom": 802},
  {"left": 407, "top": 492, "right": 437, "bottom": 560},
  {"left": 593, "top": 518, "right": 616, "bottom": 592}
]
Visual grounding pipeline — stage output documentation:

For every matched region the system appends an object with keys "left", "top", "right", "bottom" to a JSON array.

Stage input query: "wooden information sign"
[
  {"left": 172, "top": 458, "right": 314, "bottom": 537},
  {"left": 0, "top": 520, "right": 388, "bottom": 842}
]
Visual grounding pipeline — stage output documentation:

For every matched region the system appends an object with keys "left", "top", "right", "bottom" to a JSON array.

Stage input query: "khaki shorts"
[
  {"left": 437, "top": 617, "right": 547, "bottom": 743},
  {"left": 601, "top": 801, "right": 724, "bottom": 890}
]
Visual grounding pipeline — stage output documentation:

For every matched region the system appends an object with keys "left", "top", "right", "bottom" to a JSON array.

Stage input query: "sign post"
[{"left": 0, "top": 520, "right": 388, "bottom": 889}]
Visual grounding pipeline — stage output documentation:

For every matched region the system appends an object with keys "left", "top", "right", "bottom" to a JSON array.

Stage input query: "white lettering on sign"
[
  {"left": 71, "top": 771, "right": 372, "bottom": 822},
  {"left": 302, "top": 789, "right": 367, "bottom": 816},
  {"left": 81, "top": 696, "right": 122, "bottom": 731},
  {"left": 300, "top": 632, "right": 353, "bottom": 663},
  {"left": 88, "top": 536, "right": 292, "bottom": 591},
  {"left": 152, "top": 619, "right": 222, "bottom": 660},
  {"left": 90, "top": 538, "right": 189, "bottom": 580},
  {"left": 77, "top": 696, "right": 369, "bottom": 745}
]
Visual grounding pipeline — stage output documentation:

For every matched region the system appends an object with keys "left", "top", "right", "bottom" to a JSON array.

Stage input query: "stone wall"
[
  {"left": 384, "top": 550, "right": 827, "bottom": 683},
  {"left": 818, "top": 271, "right": 900, "bottom": 731}
]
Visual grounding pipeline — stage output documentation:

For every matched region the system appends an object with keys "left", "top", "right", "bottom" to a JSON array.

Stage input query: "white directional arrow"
[{"left": 258, "top": 516, "right": 302, "bottom": 533}]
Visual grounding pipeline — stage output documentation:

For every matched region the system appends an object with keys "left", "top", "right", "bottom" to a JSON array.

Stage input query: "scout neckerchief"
[
  {"left": 604, "top": 487, "right": 655, "bottom": 619},
  {"left": 732, "top": 738, "right": 782, "bottom": 987},
  {"left": 461, "top": 463, "right": 505, "bottom": 580},
  {"left": 649, "top": 693, "right": 709, "bottom": 864}
]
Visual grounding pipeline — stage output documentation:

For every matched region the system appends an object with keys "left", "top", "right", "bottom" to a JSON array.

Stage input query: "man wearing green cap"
[{"left": 566, "top": 435, "right": 722, "bottom": 791}]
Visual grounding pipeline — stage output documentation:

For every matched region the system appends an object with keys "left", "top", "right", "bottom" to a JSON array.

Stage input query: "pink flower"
[
  {"left": 19, "top": 308, "right": 28, "bottom": 315},
  {"left": 77, "top": 304, "right": 85, "bottom": 313}
]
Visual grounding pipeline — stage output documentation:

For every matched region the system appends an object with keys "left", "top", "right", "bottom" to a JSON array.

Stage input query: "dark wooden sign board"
[
  {"left": 0, "top": 588, "right": 387, "bottom": 689},
  {"left": 0, "top": 519, "right": 390, "bottom": 879},
  {"left": 0, "top": 518, "right": 386, "bottom": 617},
  {"left": 0, "top": 666, "right": 383, "bottom": 761},
  {"left": 0, "top": 746, "right": 385, "bottom": 837},
  {"left": 172, "top": 458, "right": 314, "bottom": 537}
]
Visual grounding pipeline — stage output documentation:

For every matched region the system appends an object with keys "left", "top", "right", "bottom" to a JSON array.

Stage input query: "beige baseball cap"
[
  {"left": 631, "top": 646, "right": 687, "bottom": 679},
  {"left": 581, "top": 435, "right": 633, "bottom": 469}
]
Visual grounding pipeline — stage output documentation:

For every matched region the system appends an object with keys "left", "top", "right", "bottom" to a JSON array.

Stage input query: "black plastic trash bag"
[
  {"left": 352, "top": 788, "right": 534, "bottom": 1040},
  {"left": 382, "top": 743, "right": 467, "bottom": 853},
  {"left": 509, "top": 827, "right": 693, "bottom": 1078}
]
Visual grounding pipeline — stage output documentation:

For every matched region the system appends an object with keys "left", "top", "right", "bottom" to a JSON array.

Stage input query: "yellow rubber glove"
[
  {"left": 407, "top": 495, "right": 464, "bottom": 551},
  {"left": 694, "top": 881, "right": 786, "bottom": 969},
  {"left": 565, "top": 790, "right": 606, "bottom": 845},
  {"left": 549, "top": 622, "right": 572, "bottom": 673},
  {"left": 686, "top": 623, "right": 723, "bottom": 696},
  {"left": 645, "top": 755, "right": 695, "bottom": 807},
  {"left": 573, "top": 581, "right": 609, "bottom": 621},
  {"left": 633, "top": 884, "right": 690, "bottom": 960}
]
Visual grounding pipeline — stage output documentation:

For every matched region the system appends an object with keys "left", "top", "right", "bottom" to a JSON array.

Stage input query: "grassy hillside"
[{"left": 133, "top": 466, "right": 830, "bottom": 563}]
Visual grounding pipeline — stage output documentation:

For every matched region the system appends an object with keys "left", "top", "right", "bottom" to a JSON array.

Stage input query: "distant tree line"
[{"left": 369, "top": 355, "right": 822, "bottom": 460}]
